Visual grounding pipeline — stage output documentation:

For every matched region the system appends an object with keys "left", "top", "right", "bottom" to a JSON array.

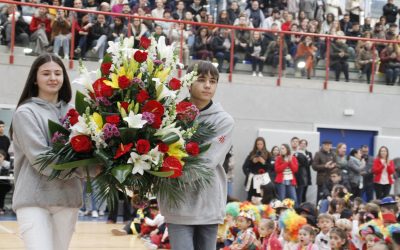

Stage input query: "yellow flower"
[
  {"left": 156, "top": 67, "right": 171, "bottom": 83},
  {"left": 104, "top": 66, "right": 129, "bottom": 89},
  {"left": 92, "top": 112, "right": 103, "bottom": 131},
  {"left": 167, "top": 141, "right": 188, "bottom": 164}
]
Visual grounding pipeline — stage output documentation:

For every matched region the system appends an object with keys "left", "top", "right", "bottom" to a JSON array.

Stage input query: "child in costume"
[
  {"left": 330, "top": 227, "right": 349, "bottom": 250},
  {"left": 278, "top": 209, "right": 307, "bottom": 250},
  {"left": 388, "top": 223, "right": 400, "bottom": 250},
  {"left": 218, "top": 202, "right": 240, "bottom": 248},
  {"left": 359, "top": 220, "right": 388, "bottom": 250},
  {"left": 256, "top": 218, "right": 282, "bottom": 250},
  {"left": 223, "top": 209, "right": 258, "bottom": 250},
  {"left": 294, "top": 225, "right": 318, "bottom": 250},
  {"left": 336, "top": 218, "right": 358, "bottom": 250},
  {"left": 315, "top": 213, "right": 334, "bottom": 250}
]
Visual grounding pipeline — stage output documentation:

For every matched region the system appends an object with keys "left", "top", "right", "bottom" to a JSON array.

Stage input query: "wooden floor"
[{"left": 0, "top": 221, "right": 148, "bottom": 249}]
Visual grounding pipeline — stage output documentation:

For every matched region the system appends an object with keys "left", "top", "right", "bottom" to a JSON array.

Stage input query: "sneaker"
[
  {"left": 144, "top": 242, "right": 158, "bottom": 250},
  {"left": 252, "top": 71, "right": 257, "bottom": 76},
  {"left": 258, "top": 72, "right": 263, "bottom": 77},
  {"left": 111, "top": 229, "right": 128, "bottom": 236},
  {"left": 91, "top": 210, "right": 99, "bottom": 218},
  {"left": 74, "top": 47, "right": 81, "bottom": 54},
  {"left": 78, "top": 210, "right": 85, "bottom": 216},
  {"left": 99, "top": 210, "right": 105, "bottom": 216},
  {"left": 64, "top": 55, "right": 69, "bottom": 60},
  {"left": 91, "top": 47, "right": 98, "bottom": 54}
]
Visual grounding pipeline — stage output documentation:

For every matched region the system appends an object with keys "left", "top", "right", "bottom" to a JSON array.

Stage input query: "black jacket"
[
  {"left": 89, "top": 22, "right": 111, "bottom": 40},
  {"left": 383, "top": 3, "right": 399, "bottom": 23},
  {"left": 330, "top": 41, "right": 349, "bottom": 66},
  {"left": 294, "top": 152, "right": 310, "bottom": 186}
]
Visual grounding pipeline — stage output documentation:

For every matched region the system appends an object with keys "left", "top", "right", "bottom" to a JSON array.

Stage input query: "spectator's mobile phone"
[{"left": 256, "top": 151, "right": 262, "bottom": 157}]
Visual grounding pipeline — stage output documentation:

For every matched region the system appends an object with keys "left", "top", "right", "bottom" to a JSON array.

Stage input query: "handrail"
[{"left": 2, "top": 0, "right": 399, "bottom": 92}]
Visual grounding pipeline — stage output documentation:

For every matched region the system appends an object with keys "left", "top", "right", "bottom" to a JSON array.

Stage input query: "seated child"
[
  {"left": 256, "top": 218, "right": 282, "bottom": 250},
  {"left": 330, "top": 227, "right": 349, "bottom": 250},
  {"left": 222, "top": 210, "right": 258, "bottom": 250},
  {"left": 294, "top": 225, "right": 318, "bottom": 250},
  {"left": 359, "top": 221, "right": 387, "bottom": 250},
  {"left": 278, "top": 209, "right": 307, "bottom": 250},
  {"left": 315, "top": 213, "right": 334, "bottom": 250}
]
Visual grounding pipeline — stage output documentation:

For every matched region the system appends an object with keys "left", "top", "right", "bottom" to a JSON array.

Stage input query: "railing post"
[
  {"left": 127, "top": 17, "right": 131, "bottom": 37},
  {"left": 178, "top": 28, "right": 184, "bottom": 78},
  {"left": 228, "top": 29, "right": 234, "bottom": 82},
  {"left": 324, "top": 38, "right": 331, "bottom": 90},
  {"left": 69, "top": 14, "right": 75, "bottom": 69},
  {"left": 369, "top": 43, "right": 376, "bottom": 93},
  {"left": 277, "top": 33, "right": 283, "bottom": 86},
  {"left": 9, "top": 7, "right": 16, "bottom": 64}
]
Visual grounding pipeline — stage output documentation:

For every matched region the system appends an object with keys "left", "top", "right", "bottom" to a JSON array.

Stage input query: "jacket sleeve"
[
  {"left": 348, "top": 159, "right": 363, "bottom": 173},
  {"left": 372, "top": 158, "right": 383, "bottom": 175},
  {"left": 312, "top": 152, "right": 326, "bottom": 172},
  {"left": 380, "top": 49, "right": 391, "bottom": 62},
  {"left": 242, "top": 155, "right": 251, "bottom": 176},
  {"left": 290, "top": 155, "right": 298, "bottom": 173},
  {"left": 12, "top": 110, "right": 84, "bottom": 179},
  {"left": 275, "top": 156, "right": 288, "bottom": 173},
  {"left": 29, "top": 17, "right": 39, "bottom": 32}
]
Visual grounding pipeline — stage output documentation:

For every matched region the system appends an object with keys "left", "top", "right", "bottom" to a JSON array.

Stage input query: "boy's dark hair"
[
  {"left": 340, "top": 208, "right": 353, "bottom": 219},
  {"left": 330, "top": 168, "right": 342, "bottom": 176},
  {"left": 0, "top": 120, "right": 4, "bottom": 125},
  {"left": 290, "top": 137, "right": 299, "bottom": 142},
  {"left": 0, "top": 149, "right": 6, "bottom": 158},
  {"left": 187, "top": 61, "right": 219, "bottom": 81}
]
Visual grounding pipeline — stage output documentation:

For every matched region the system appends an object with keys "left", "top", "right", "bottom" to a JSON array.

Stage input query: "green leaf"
[
  {"left": 146, "top": 170, "right": 174, "bottom": 178},
  {"left": 75, "top": 91, "right": 91, "bottom": 115},
  {"left": 52, "top": 158, "right": 101, "bottom": 170},
  {"left": 161, "top": 133, "right": 180, "bottom": 144},
  {"left": 48, "top": 120, "right": 69, "bottom": 137},
  {"left": 111, "top": 164, "right": 133, "bottom": 183},
  {"left": 199, "top": 143, "right": 211, "bottom": 154},
  {"left": 119, "top": 128, "right": 137, "bottom": 144}
]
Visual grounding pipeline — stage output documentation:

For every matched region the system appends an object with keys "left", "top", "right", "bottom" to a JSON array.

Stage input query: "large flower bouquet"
[{"left": 36, "top": 36, "right": 215, "bottom": 206}]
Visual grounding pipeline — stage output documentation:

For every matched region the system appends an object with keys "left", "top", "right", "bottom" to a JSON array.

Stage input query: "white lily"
[
  {"left": 154, "top": 122, "right": 184, "bottom": 144},
  {"left": 70, "top": 116, "right": 91, "bottom": 138},
  {"left": 128, "top": 152, "right": 152, "bottom": 175},
  {"left": 72, "top": 64, "right": 95, "bottom": 93},
  {"left": 153, "top": 78, "right": 176, "bottom": 101},
  {"left": 157, "top": 36, "right": 175, "bottom": 63},
  {"left": 123, "top": 111, "right": 147, "bottom": 129},
  {"left": 148, "top": 146, "right": 162, "bottom": 165}
]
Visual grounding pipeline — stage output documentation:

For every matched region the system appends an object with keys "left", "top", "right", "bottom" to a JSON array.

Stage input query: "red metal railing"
[{"left": 2, "top": 0, "right": 400, "bottom": 93}]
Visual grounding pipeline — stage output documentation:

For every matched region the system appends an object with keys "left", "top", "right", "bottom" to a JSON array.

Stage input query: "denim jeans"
[
  {"left": 276, "top": 180, "right": 297, "bottom": 204},
  {"left": 385, "top": 67, "right": 400, "bottom": 85},
  {"left": 168, "top": 223, "right": 218, "bottom": 250},
  {"left": 53, "top": 34, "right": 71, "bottom": 57},
  {"left": 92, "top": 34, "right": 108, "bottom": 58}
]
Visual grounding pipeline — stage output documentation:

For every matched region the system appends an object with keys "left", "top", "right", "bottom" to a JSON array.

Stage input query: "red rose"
[
  {"left": 134, "top": 50, "right": 148, "bottom": 63},
  {"left": 118, "top": 75, "right": 131, "bottom": 89},
  {"left": 168, "top": 78, "right": 181, "bottom": 90},
  {"left": 139, "top": 36, "right": 151, "bottom": 49},
  {"left": 161, "top": 156, "right": 183, "bottom": 178},
  {"left": 70, "top": 135, "right": 92, "bottom": 153},
  {"left": 176, "top": 101, "right": 193, "bottom": 113},
  {"left": 114, "top": 143, "right": 133, "bottom": 159},
  {"left": 157, "top": 142, "right": 169, "bottom": 153},
  {"left": 142, "top": 100, "right": 165, "bottom": 117},
  {"left": 106, "top": 115, "right": 120, "bottom": 125},
  {"left": 136, "top": 139, "right": 150, "bottom": 154},
  {"left": 120, "top": 101, "right": 130, "bottom": 112},
  {"left": 69, "top": 116, "right": 79, "bottom": 126},
  {"left": 67, "top": 109, "right": 80, "bottom": 125},
  {"left": 151, "top": 115, "right": 162, "bottom": 129},
  {"left": 258, "top": 169, "right": 266, "bottom": 174},
  {"left": 67, "top": 108, "right": 79, "bottom": 117},
  {"left": 136, "top": 90, "right": 150, "bottom": 103},
  {"left": 101, "top": 62, "right": 112, "bottom": 75},
  {"left": 93, "top": 78, "right": 114, "bottom": 97},
  {"left": 185, "top": 142, "right": 200, "bottom": 156}
]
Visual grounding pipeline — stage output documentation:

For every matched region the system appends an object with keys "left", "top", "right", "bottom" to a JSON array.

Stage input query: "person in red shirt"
[
  {"left": 274, "top": 144, "right": 298, "bottom": 204},
  {"left": 29, "top": 6, "right": 51, "bottom": 54},
  {"left": 372, "top": 146, "right": 395, "bottom": 199}
]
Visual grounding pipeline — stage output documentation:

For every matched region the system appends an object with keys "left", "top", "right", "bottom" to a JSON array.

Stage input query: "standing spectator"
[
  {"left": 379, "top": 44, "right": 400, "bottom": 85},
  {"left": 325, "top": 0, "right": 341, "bottom": 19},
  {"left": 360, "top": 145, "right": 374, "bottom": 202},
  {"left": 245, "top": 0, "right": 266, "bottom": 28},
  {"left": 295, "top": 35, "right": 318, "bottom": 79},
  {"left": 51, "top": 10, "right": 71, "bottom": 59},
  {"left": 269, "top": 146, "right": 280, "bottom": 182},
  {"left": 383, "top": 0, "right": 398, "bottom": 24},
  {"left": 274, "top": 144, "right": 298, "bottom": 204},
  {"left": 187, "top": 0, "right": 203, "bottom": 16},
  {"left": 172, "top": 1, "right": 186, "bottom": 20},
  {"left": 356, "top": 41, "right": 377, "bottom": 84},
  {"left": 211, "top": 28, "right": 238, "bottom": 73},
  {"left": 223, "top": 146, "right": 235, "bottom": 197},
  {"left": 131, "top": 0, "right": 151, "bottom": 14},
  {"left": 242, "top": 137, "right": 271, "bottom": 201},
  {"left": 0, "top": 121, "right": 10, "bottom": 161},
  {"left": 335, "top": 143, "right": 349, "bottom": 184},
  {"left": 89, "top": 14, "right": 112, "bottom": 60},
  {"left": 263, "top": 8, "right": 282, "bottom": 30},
  {"left": 29, "top": 6, "right": 51, "bottom": 55},
  {"left": 110, "top": 16, "right": 127, "bottom": 42},
  {"left": 2, "top": 4, "right": 30, "bottom": 48},
  {"left": 346, "top": 0, "right": 363, "bottom": 23},
  {"left": 248, "top": 31, "right": 268, "bottom": 77},
  {"left": 315, "top": 0, "right": 325, "bottom": 22},
  {"left": 330, "top": 33, "right": 350, "bottom": 82},
  {"left": 299, "top": 0, "right": 317, "bottom": 20},
  {"left": 312, "top": 140, "right": 336, "bottom": 203},
  {"left": 151, "top": 0, "right": 165, "bottom": 22},
  {"left": 111, "top": 0, "right": 125, "bottom": 13},
  {"left": 227, "top": 1, "right": 240, "bottom": 25},
  {"left": 299, "top": 139, "right": 312, "bottom": 202},
  {"left": 287, "top": 0, "right": 299, "bottom": 16},
  {"left": 193, "top": 27, "right": 213, "bottom": 60},
  {"left": 291, "top": 137, "right": 309, "bottom": 205},
  {"left": 0, "top": 150, "right": 11, "bottom": 214},
  {"left": 373, "top": 146, "right": 395, "bottom": 199},
  {"left": 73, "top": 14, "right": 92, "bottom": 60},
  {"left": 266, "top": 34, "right": 288, "bottom": 77},
  {"left": 348, "top": 148, "right": 366, "bottom": 198}
]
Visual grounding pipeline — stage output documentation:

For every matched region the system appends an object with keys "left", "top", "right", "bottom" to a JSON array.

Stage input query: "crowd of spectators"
[{"left": 0, "top": 0, "right": 400, "bottom": 83}]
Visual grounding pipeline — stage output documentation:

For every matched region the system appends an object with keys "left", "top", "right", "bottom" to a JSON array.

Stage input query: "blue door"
[{"left": 317, "top": 128, "right": 378, "bottom": 155}]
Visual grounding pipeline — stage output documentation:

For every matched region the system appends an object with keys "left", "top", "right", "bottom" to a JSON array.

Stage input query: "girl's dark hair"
[
  {"left": 261, "top": 183, "right": 277, "bottom": 204},
  {"left": 0, "top": 149, "right": 7, "bottom": 158},
  {"left": 280, "top": 143, "right": 291, "bottom": 157},
  {"left": 250, "top": 137, "right": 270, "bottom": 160},
  {"left": 10, "top": 53, "right": 72, "bottom": 138},
  {"left": 330, "top": 227, "right": 348, "bottom": 248},
  {"left": 300, "top": 224, "right": 318, "bottom": 237},
  {"left": 187, "top": 60, "right": 219, "bottom": 81}
]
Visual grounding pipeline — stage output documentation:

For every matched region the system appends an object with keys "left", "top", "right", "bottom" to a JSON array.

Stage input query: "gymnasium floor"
[{"left": 0, "top": 214, "right": 148, "bottom": 250}]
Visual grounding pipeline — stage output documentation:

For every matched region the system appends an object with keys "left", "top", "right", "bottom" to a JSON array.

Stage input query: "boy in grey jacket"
[{"left": 158, "top": 61, "right": 234, "bottom": 250}]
